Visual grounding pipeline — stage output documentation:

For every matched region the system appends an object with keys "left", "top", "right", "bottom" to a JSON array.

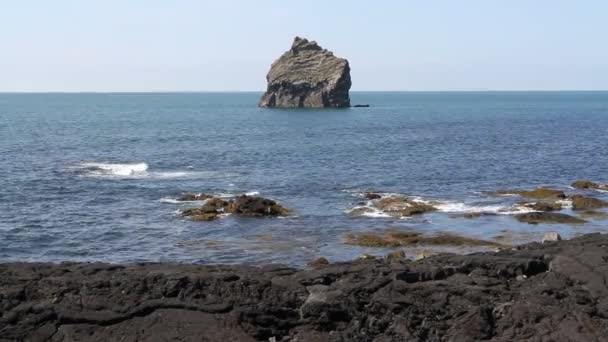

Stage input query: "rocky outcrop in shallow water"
[
  {"left": 2, "top": 234, "right": 608, "bottom": 341},
  {"left": 571, "top": 194, "right": 608, "bottom": 210},
  {"left": 571, "top": 179, "right": 608, "bottom": 190},
  {"left": 259, "top": 37, "right": 351, "bottom": 108},
  {"left": 181, "top": 195, "right": 290, "bottom": 221}
]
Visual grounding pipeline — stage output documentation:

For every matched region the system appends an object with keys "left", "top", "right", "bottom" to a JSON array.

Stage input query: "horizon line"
[{"left": 1, "top": 89, "right": 608, "bottom": 94}]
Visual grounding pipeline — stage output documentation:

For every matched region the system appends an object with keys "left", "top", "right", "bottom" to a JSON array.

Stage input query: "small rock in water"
[
  {"left": 571, "top": 179, "right": 608, "bottom": 190},
  {"left": 365, "top": 193, "right": 382, "bottom": 200},
  {"left": 542, "top": 232, "right": 562, "bottom": 243}
]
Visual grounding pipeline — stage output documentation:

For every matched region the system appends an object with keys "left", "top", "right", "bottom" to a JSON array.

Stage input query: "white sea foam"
[
  {"left": 434, "top": 201, "right": 506, "bottom": 213},
  {"left": 79, "top": 162, "right": 149, "bottom": 177},
  {"left": 556, "top": 199, "right": 573, "bottom": 208},
  {"left": 360, "top": 210, "right": 392, "bottom": 218},
  {"left": 160, "top": 198, "right": 182, "bottom": 204},
  {"left": 75, "top": 162, "right": 231, "bottom": 180}
]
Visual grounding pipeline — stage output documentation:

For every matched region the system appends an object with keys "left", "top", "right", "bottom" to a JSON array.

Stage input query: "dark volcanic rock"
[
  {"left": 2, "top": 234, "right": 608, "bottom": 341},
  {"left": 259, "top": 37, "right": 351, "bottom": 108}
]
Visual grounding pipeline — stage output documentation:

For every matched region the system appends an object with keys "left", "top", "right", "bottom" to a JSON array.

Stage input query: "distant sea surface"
[{"left": 1, "top": 92, "right": 607, "bottom": 266}]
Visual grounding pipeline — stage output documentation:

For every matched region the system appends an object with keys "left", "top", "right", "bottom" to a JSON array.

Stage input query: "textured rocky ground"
[
  {"left": 259, "top": 37, "right": 351, "bottom": 108},
  {"left": 2, "top": 233, "right": 608, "bottom": 341}
]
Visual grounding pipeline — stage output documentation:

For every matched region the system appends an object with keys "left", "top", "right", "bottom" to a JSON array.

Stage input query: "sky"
[{"left": 1, "top": 1, "right": 608, "bottom": 92}]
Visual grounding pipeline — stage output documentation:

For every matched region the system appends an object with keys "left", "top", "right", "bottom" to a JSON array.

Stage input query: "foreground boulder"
[
  {"left": 181, "top": 195, "right": 290, "bottom": 220},
  {"left": 2, "top": 234, "right": 608, "bottom": 341},
  {"left": 259, "top": 37, "right": 351, "bottom": 108}
]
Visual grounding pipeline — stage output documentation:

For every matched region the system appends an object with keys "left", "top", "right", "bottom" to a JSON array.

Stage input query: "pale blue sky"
[{"left": 2, "top": 1, "right": 607, "bottom": 91}]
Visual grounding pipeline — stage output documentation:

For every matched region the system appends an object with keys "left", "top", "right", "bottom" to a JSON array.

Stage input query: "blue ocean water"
[{"left": 1, "top": 92, "right": 607, "bottom": 266}]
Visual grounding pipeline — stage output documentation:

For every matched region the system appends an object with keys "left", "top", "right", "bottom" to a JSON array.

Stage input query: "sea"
[{"left": 1, "top": 92, "right": 607, "bottom": 266}]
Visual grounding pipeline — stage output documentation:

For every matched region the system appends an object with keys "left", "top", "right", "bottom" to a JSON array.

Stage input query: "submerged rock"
[
  {"left": 571, "top": 179, "right": 608, "bottom": 190},
  {"left": 520, "top": 201, "right": 563, "bottom": 212},
  {"left": 457, "top": 212, "right": 498, "bottom": 219},
  {"left": 259, "top": 37, "right": 351, "bottom": 108},
  {"left": 191, "top": 213, "right": 220, "bottom": 222},
  {"left": 344, "top": 229, "right": 503, "bottom": 248},
  {"left": 515, "top": 212, "right": 586, "bottom": 224},
  {"left": 579, "top": 210, "right": 608, "bottom": 219},
  {"left": 570, "top": 195, "right": 608, "bottom": 210},
  {"left": 496, "top": 187, "right": 566, "bottom": 199}
]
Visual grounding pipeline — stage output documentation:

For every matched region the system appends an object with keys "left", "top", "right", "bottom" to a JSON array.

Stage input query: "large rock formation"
[{"left": 259, "top": 37, "right": 351, "bottom": 108}]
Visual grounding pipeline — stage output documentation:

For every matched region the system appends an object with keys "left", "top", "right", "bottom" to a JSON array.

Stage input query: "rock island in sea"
[{"left": 259, "top": 37, "right": 352, "bottom": 108}]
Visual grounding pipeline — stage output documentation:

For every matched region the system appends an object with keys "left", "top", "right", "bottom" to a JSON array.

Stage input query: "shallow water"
[{"left": 1, "top": 92, "right": 607, "bottom": 266}]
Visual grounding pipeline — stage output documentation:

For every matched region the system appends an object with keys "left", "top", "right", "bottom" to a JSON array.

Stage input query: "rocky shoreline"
[{"left": 2, "top": 233, "right": 607, "bottom": 341}]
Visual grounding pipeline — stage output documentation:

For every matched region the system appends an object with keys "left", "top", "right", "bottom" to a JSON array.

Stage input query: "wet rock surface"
[
  {"left": 259, "top": 37, "right": 351, "bottom": 108},
  {"left": 2, "top": 234, "right": 608, "bottom": 341}
]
